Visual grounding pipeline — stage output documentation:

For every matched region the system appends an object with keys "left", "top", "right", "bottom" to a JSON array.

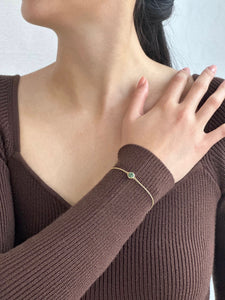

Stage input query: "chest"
[{"left": 18, "top": 110, "right": 121, "bottom": 207}]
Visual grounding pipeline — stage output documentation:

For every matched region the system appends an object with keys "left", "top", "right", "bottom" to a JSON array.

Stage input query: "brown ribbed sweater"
[{"left": 0, "top": 73, "right": 225, "bottom": 300}]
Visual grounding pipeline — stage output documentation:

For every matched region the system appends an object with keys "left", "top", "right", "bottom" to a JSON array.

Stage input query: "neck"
[{"left": 39, "top": 3, "right": 168, "bottom": 120}]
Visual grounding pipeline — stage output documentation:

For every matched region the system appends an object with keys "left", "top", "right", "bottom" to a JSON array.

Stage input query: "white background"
[{"left": 1, "top": 1, "right": 224, "bottom": 299}]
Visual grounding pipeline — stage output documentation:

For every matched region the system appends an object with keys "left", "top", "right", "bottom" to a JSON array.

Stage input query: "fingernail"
[
  {"left": 137, "top": 76, "right": 146, "bottom": 88},
  {"left": 208, "top": 65, "right": 217, "bottom": 73},
  {"left": 182, "top": 67, "right": 190, "bottom": 74}
]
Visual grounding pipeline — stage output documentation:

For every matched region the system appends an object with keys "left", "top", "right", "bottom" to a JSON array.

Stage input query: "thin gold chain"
[{"left": 112, "top": 167, "right": 154, "bottom": 210}]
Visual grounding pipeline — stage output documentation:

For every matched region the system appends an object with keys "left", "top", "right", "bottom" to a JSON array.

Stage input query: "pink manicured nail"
[
  {"left": 207, "top": 65, "right": 217, "bottom": 73},
  {"left": 182, "top": 67, "right": 190, "bottom": 74},
  {"left": 137, "top": 76, "right": 146, "bottom": 88}
]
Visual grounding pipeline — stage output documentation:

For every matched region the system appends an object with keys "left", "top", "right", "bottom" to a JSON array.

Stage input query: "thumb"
[{"left": 125, "top": 76, "right": 149, "bottom": 121}]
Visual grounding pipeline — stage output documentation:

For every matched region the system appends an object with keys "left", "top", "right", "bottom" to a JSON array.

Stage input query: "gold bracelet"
[{"left": 112, "top": 167, "right": 154, "bottom": 209}]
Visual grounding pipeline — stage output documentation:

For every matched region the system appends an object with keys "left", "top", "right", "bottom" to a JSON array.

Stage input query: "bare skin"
[
  {"left": 17, "top": 64, "right": 194, "bottom": 206},
  {"left": 19, "top": 0, "right": 195, "bottom": 206}
]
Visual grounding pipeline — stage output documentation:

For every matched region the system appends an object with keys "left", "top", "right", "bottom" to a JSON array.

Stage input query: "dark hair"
[{"left": 133, "top": 0, "right": 175, "bottom": 67}]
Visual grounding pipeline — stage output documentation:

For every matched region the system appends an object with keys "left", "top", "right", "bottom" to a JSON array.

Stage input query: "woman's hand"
[{"left": 121, "top": 65, "right": 225, "bottom": 183}]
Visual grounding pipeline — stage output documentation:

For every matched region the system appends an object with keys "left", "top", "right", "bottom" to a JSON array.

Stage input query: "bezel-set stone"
[{"left": 127, "top": 172, "right": 135, "bottom": 179}]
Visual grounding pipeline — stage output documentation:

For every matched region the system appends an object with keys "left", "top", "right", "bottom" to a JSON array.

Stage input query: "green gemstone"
[{"left": 127, "top": 172, "right": 135, "bottom": 179}]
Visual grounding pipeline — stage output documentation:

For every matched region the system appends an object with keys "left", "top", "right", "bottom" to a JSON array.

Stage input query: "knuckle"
[
  {"left": 176, "top": 108, "right": 190, "bottom": 122},
  {"left": 194, "top": 79, "right": 208, "bottom": 91},
  {"left": 209, "top": 95, "right": 221, "bottom": 108}
]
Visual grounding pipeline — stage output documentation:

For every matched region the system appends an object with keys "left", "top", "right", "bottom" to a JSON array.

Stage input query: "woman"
[{"left": 0, "top": 0, "right": 225, "bottom": 299}]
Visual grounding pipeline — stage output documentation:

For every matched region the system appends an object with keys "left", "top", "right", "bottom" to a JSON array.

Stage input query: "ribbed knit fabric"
[{"left": 0, "top": 73, "right": 224, "bottom": 300}]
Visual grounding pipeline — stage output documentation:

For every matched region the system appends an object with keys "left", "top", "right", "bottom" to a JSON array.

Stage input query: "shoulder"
[{"left": 0, "top": 74, "right": 17, "bottom": 161}]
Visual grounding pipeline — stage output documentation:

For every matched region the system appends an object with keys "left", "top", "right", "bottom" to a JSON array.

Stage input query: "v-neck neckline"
[
  {"left": 9, "top": 74, "right": 72, "bottom": 209},
  {"left": 9, "top": 72, "right": 199, "bottom": 210}
]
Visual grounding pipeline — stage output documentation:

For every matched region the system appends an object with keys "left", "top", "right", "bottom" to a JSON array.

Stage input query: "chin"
[
  {"left": 21, "top": 0, "right": 65, "bottom": 29},
  {"left": 21, "top": 0, "right": 108, "bottom": 30}
]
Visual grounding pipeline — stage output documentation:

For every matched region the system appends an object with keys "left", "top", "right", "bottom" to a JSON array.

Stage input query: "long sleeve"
[
  {"left": 192, "top": 74, "right": 225, "bottom": 300},
  {"left": 0, "top": 143, "right": 175, "bottom": 300},
  {"left": 213, "top": 193, "right": 225, "bottom": 300}
]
